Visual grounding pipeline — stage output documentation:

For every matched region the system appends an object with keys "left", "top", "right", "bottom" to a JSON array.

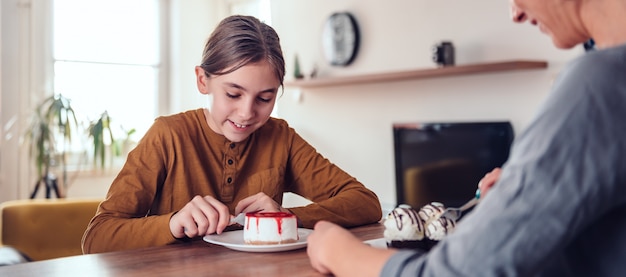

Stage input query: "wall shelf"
[{"left": 284, "top": 60, "right": 548, "bottom": 89}]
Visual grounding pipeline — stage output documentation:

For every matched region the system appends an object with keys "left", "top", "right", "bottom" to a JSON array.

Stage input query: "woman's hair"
[{"left": 199, "top": 15, "right": 285, "bottom": 87}]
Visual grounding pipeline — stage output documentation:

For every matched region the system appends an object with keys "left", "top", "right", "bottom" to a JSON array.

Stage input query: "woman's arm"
[{"left": 307, "top": 221, "right": 396, "bottom": 276}]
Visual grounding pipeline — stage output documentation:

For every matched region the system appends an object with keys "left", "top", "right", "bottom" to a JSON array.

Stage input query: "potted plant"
[
  {"left": 87, "top": 111, "right": 135, "bottom": 170},
  {"left": 24, "top": 94, "right": 80, "bottom": 198},
  {"left": 87, "top": 111, "right": 117, "bottom": 170},
  {"left": 24, "top": 95, "right": 131, "bottom": 198}
]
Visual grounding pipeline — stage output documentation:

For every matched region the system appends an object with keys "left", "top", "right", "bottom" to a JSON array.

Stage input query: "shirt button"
[
  {"left": 230, "top": 143, "right": 235, "bottom": 149},
  {"left": 228, "top": 159, "right": 233, "bottom": 165},
  {"left": 227, "top": 177, "right": 232, "bottom": 183}
]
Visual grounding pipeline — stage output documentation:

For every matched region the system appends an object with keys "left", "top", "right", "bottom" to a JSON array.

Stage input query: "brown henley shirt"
[{"left": 82, "top": 109, "right": 382, "bottom": 253}]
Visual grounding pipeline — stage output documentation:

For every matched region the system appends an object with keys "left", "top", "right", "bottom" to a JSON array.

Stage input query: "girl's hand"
[
  {"left": 169, "top": 195, "right": 230, "bottom": 239},
  {"left": 234, "top": 192, "right": 291, "bottom": 215},
  {"left": 478, "top": 167, "right": 502, "bottom": 198}
]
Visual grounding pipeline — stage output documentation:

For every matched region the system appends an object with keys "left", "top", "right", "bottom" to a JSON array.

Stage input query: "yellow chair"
[{"left": 0, "top": 198, "right": 101, "bottom": 261}]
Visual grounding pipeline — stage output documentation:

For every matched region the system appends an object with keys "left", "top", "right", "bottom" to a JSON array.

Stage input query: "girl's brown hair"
[{"left": 199, "top": 15, "right": 285, "bottom": 87}]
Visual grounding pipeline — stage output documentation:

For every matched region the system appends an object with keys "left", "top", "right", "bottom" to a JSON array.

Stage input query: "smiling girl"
[{"left": 82, "top": 15, "right": 382, "bottom": 254}]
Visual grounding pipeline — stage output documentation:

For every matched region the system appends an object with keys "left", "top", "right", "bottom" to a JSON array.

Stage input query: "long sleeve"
[
  {"left": 381, "top": 44, "right": 626, "bottom": 276},
  {"left": 82, "top": 114, "right": 197, "bottom": 253},
  {"left": 83, "top": 109, "right": 382, "bottom": 253},
  {"left": 283, "top": 131, "right": 382, "bottom": 228}
]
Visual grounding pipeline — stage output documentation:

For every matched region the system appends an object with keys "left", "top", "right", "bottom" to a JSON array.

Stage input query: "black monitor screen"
[{"left": 393, "top": 121, "right": 514, "bottom": 209}]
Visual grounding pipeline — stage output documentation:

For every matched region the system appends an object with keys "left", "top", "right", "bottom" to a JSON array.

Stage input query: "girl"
[{"left": 82, "top": 15, "right": 382, "bottom": 253}]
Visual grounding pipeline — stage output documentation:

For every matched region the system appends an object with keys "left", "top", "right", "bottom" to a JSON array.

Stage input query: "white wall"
[
  {"left": 270, "top": 0, "right": 582, "bottom": 211},
  {"left": 169, "top": 0, "right": 229, "bottom": 113}
]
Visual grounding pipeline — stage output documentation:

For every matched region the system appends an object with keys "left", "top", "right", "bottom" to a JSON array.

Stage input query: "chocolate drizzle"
[
  {"left": 391, "top": 207, "right": 423, "bottom": 233},
  {"left": 388, "top": 203, "right": 457, "bottom": 241},
  {"left": 421, "top": 203, "right": 456, "bottom": 240}
]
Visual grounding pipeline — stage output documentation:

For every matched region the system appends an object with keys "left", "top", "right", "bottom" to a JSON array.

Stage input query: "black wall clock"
[{"left": 322, "top": 12, "right": 360, "bottom": 66}]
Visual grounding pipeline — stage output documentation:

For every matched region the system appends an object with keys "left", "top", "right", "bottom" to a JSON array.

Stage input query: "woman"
[
  {"left": 82, "top": 15, "right": 382, "bottom": 254},
  {"left": 307, "top": 0, "right": 626, "bottom": 276}
]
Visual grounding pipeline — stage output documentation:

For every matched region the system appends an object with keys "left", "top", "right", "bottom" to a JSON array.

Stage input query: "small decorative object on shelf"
[
  {"left": 432, "top": 41, "right": 455, "bottom": 67},
  {"left": 310, "top": 64, "right": 318, "bottom": 79},
  {"left": 294, "top": 54, "right": 304, "bottom": 79}
]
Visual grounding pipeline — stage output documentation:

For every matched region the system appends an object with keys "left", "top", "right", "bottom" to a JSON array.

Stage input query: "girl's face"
[
  {"left": 511, "top": 0, "right": 587, "bottom": 49},
  {"left": 195, "top": 61, "right": 280, "bottom": 142}
]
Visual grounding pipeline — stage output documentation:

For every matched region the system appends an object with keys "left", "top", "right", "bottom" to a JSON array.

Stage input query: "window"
[
  {"left": 52, "top": 0, "right": 162, "bottom": 146},
  {"left": 2, "top": 0, "right": 275, "bottom": 199}
]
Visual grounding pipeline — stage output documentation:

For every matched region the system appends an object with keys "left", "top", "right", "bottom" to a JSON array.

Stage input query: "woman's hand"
[
  {"left": 307, "top": 221, "right": 357, "bottom": 274},
  {"left": 307, "top": 221, "right": 395, "bottom": 276},
  {"left": 234, "top": 192, "right": 291, "bottom": 215},
  {"left": 478, "top": 167, "right": 502, "bottom": 198},
  {"left": 169, "top": 195, "right": 231, "bottom": 239}
]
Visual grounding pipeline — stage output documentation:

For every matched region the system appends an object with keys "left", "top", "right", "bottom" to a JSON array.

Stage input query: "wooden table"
[{"left": 0, "top": 223, "right": 384, "bottom": 276}]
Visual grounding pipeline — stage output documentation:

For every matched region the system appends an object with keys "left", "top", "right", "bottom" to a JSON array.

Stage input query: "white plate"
[{"left": 203, "top": 228, "right": 312, "bottom": 253}]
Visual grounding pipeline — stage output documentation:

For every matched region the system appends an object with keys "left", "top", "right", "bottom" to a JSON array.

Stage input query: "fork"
[
  {"left": 439, "top": 188, "right": 481, "bottom": 221},
  {"left": 229, "top": 213, "right": 245, "bottom": 226}
]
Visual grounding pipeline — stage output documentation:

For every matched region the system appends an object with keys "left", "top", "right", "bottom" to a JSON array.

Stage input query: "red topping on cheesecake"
[{"left": 245, "top": 212, "right": 296, "bottom": 237}]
